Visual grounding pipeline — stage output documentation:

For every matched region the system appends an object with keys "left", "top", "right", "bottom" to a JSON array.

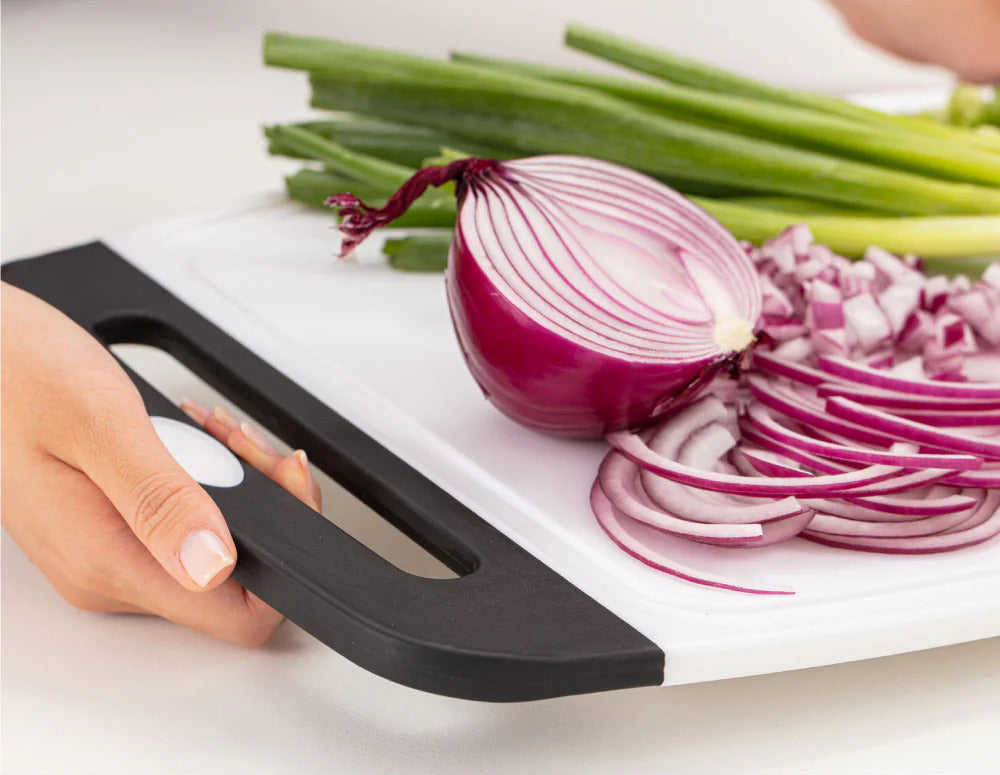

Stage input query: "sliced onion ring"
[
  {"left": 816, "top": 382, "right": 1000, "bottom": 411},
  {"left": 597, "top": 453, "right": 765, "bottom": 543},
  {"left": 743, "top": 402, "right": 981, "bottom": 471},
  {"left": 816, "top": 355, "right": 1000, "bottom": 400},
  {"left": 825, "top": 397, "right": 1000, "bottom": 460},
  {"left": 608, "top": 425, "right": 916, "bottom": 498},
  {"left": 590, "top": 480, "right": 794, "bottom": 595},
  {"left": 801, "top": 491, "right": 1000, "bottom": 553}
]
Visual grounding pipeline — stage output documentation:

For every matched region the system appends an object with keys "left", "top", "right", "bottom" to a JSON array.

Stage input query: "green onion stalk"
[
  {"left": 271, "top": 128, "right": 1000, "bottom": 272},
  {"left": 563, "top": 24, "right": 1000, "bottom": 154},
  {"left": 263, "top": 33, "right": 1000, "bottom": 216},
  {"left": 449, "top": 51, "right": 1000, "bottom": 187}
]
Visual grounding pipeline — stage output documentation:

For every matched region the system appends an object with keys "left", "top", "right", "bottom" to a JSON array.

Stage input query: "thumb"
[{"left": 76, "top": 395, "right": 238, "bottom": 592}]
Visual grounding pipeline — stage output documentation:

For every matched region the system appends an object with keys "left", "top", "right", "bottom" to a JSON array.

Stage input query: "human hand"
[
  {"left": 828, "top": 0, "right": 1000, "bottom": 83},
  {"left": 1, "top": 282, "right": 320, "bottom": 646}
]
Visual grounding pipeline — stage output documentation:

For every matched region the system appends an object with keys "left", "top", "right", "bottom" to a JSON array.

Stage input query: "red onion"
[
  {"left": 742, "top": 403, "right": 981, "bottom": 470},
  {"left": 802, "top": 491, "right": 1000, "bottom": 554},
  {"left": 327, "top": 155, "right": 999, "bottom": 595},
  {"left": 593, "top": 225, "right": 1000, "bottom": 595},
  {"left": 825, "top": 398, "right": 1000, "bottom": 459},
  {"left": 597, "top": 452, "right": 766, "bottom": 543},
  {"left": 805, "top": 490, "right": 979, "bottom": 521},
  {"left": 816, "top": 355, "right": 1000, "bottom": 399},
  {"left": 328, "top": 155, "right": 761, "bottom": 437},
  {"left": 815, "top": 382, "right": 1000, "bottom": 411},
  {"left": 590, "top": 480, "right": 794, "bottom": 595}
]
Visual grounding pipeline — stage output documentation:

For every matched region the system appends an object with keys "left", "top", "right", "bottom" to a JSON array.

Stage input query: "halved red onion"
[{"left": 330, "top": 155, "right": 762, "bottom": 437}]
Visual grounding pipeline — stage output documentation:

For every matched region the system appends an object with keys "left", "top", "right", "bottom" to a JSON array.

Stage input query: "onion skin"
[{"left": 445, "top": 221, "right": 727, "bottom": 437}]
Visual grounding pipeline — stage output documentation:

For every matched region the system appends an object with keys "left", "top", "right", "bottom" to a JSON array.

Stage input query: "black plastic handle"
[{"left": 2, "top": 242, "right": 661, "bottom": 701}]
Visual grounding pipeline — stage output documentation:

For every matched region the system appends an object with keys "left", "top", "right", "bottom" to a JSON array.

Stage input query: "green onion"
[
  {"left": 285, "top": 168, "right": 387, "bottom": 206},
  {"left": 264, "top": 124, "right": 413, "bottom": 187},
  {"left": 267, "top": 124, "right": 457, "bottom": 216},
  {"left": 282, "top": 116, "right": 518, "bottom": 167},
  {"left": 451, "top": 52, "right": 1000, "bottom": 187},
  {"left": 564, "top": 24, "right": 1000, "bottom": 155},
  {"left": 719, "top": 196, "right": 866, "bottom": 215},
  {"left": 694, "top": 198, "right": 1000, "bottom": 261},
  {"left": 382, "top": 232, "right": 451, "bottom": 272},
  {"left": 262, "top": 33, "right": 1000, "bottom": 215},
  {"left": 284, "top": 166, "right": 999, "bottom": 265},
  {"left": 945, "top": 85, "right": 1000, "bottom": 128}
]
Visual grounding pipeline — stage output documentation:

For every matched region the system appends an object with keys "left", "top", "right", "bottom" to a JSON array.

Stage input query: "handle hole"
[{"left": 108, "top": 340, "right": 459, "bottom": 580}]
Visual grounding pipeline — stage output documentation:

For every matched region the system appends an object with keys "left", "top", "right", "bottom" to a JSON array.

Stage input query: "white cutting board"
[{"left": 105, "top": 198, "right": 1000, "bottom": 686}]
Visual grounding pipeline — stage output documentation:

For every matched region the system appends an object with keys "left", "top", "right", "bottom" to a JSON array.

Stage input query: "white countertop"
[{"left": 2, "top": 1, "right": 997, "bottom": 773}]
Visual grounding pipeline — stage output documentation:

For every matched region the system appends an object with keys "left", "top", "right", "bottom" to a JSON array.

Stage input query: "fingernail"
[
  {"left": 240, "top": 421, "right": 278, "bottom": 455},
  {"left": 180, "top": 397, "right": 210, "bottom": 424},
  {"left": 179, "top": 529, "right": 234, "bottom": 587},
  {"left": 294, "top": 449, "right": 315, "bottom": 490},
  {"left": 212, "top": 406, "right": 239, "bottom": 431}
]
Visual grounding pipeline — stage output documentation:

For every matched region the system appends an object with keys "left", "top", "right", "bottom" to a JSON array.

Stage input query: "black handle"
[{"left": 2, "top": 242, "right": 661, "bottom": 701}]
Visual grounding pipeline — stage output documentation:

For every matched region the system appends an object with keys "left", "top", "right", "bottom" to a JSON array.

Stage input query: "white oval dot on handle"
[{"left": 150, "top": 416, "right": 245, "bottom": 488}]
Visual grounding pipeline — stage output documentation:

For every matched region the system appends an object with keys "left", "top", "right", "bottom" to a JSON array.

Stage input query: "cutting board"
[{"left": 4, "top": 196, "right": 998, "bottom": 700}]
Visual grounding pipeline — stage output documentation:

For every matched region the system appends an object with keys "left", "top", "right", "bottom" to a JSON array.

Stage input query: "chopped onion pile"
[{"left": 598, "top": 226, "right": 1000, "bottom": 594}]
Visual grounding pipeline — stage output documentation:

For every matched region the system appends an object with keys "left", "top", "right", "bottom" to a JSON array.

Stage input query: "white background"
[{"left": 3, "top": 1, "right": 998, "bottom": 773}]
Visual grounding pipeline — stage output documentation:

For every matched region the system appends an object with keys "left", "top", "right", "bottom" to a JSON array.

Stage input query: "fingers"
[
  {"left": 42, "top": 563, "right": 148, "bottom": 615},
  {"left": 21, "top": 450, "right": 282, "bottom": 645},
  {"left": 73, "top": 391, "right": 238, "bottom": 593},
  {"left": 122, "top": 557, "right": 284, "bottom": 647},
  {"left": 272, "top": 450, "right": 321, "bottom": 510},
  {"left": 181, "top": 399, "right": 322, "bottom": 510}
]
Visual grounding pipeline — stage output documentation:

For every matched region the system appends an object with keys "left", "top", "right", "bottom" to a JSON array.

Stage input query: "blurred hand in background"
[{"left": 829, "top": 0, "right": 1000, "bottom": 83}]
